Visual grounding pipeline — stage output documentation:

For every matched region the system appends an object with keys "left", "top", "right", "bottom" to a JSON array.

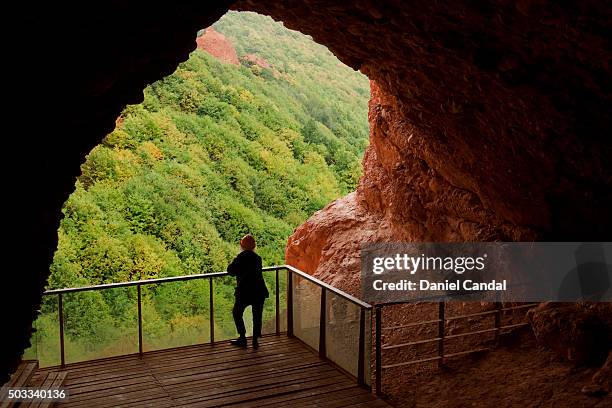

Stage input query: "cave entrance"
[{"left": 24, "top": 10, "right": 370, "bottom": 368}]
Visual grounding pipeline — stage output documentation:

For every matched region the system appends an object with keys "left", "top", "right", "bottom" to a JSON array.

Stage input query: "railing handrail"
[
  {"left": 43, "top": 267, "right": 283, "bottom": 295},
  {"left": 43, "top": 264, "right": 372, "bottom": 309},
  {"left": 43, "top": 271, "right": 230, "bottom": 295},
  {"left": 283, "top": 265, "right": 372, "bottom": 309}
]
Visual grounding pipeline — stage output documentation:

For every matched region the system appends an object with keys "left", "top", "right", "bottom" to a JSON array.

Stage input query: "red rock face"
[
  {"left": 527, "top": 303, "right": 611, "bottom": 366},
  {"left": 196, "top": 27, "right": 240, "bottom": 65},
  {"left": 286, "top": 192, "right": 394, "bottom": 294},
  {"left": 287, "top": 80, "right": 538, "bottom": 291}
]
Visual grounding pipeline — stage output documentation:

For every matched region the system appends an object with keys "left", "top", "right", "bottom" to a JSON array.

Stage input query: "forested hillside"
[{"left": 29, "top": 11, "right": 369, "bottom": 364}]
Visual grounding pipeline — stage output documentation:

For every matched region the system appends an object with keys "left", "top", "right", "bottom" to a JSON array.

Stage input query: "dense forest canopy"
[{"left": 30, "top": 11, "right": 370, "bottom": 365}]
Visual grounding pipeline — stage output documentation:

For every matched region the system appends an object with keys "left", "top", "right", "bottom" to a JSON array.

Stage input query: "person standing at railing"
[{"left": 227, "top": 234, "right": 269, "bottom": 349}]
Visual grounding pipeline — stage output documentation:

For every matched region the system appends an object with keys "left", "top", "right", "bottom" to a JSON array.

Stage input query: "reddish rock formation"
[
  {"left": 527, "top": 303, "right": 611, "bottom": 366},
  {"left": 286, "top": 80, "right": 537, "bottom": 293},
  {"left": 591, "top": 350, "right": 612, "bottom": 395},
  {"left": 196, "top": 27, "right": 240, "bottom": 65},
  {"left": 286, "top": 191, "right": 395, "bottom": 294}
]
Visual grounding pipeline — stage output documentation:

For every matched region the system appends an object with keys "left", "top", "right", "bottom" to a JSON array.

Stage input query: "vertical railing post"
[
  {"left": 375, "top": 305, "right": 382, "bottom": 396},
  {"left": 137, "top": 284, "right": 143, "bottom": 356},
  {"left": 357, "top": 307, "right": 366, "bottom": 387},
  {"left": 494, "top": 301, "right": 502, "bottom": 343},
  {"left": 209, "top": 277, "right": 215, "bottom": 343},
  {"left": 318, "top": 288, "right": 327, "bottom": 359},
  {"left": 275, "top": 269, "right": 280, "bottom": 336},
  {"left": 438, "top": 301, "right": 445, "bottom": 368},
  {"left": 58, "top": 293, "right": 65, "bottom": 367},
  {"left": 287, "top": 270, "right": 294, "bottom": 337}
]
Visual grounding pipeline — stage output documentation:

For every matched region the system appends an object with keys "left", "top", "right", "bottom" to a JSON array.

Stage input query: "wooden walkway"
[{"left": 32, "top": 335, "right": 390, "bottom": 407}]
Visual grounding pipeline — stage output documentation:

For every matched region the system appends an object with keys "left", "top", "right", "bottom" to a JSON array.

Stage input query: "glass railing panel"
[
  {"left": 141, "top": 279, "right": 211, "bottom": 351},
  {"left": 363, "top": 308, "right": 372, "bottom": 386},
  {"left": 63, "top": 287, "right": 138, "bottom": 363},
  {"left": 276, "top": 269, "right": 288, "bottom": 333},
  {"left": 260, "top": 269, "right": 287, "bottom": 335},
  {"left": 212, "top": 276, "right": 240, "bottom": 341},
  {"left": 22, "top": 324, "right": 37, "bottom": 361},
  {"left": 291, "top": 272, "right": 322, "bottom": 351},
  {"left": 325, "top": 292, "right": 362, "bottom": 378},
  {"left": 212, "top": 272, "right": 281, "bottom": 341},
  {"left": 25, "top": 295, "right": 60, "bottom": 367}
]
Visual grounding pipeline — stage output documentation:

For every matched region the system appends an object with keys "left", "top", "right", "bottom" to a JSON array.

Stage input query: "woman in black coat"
[{"left": 227, "top": 234, "right": 269, "bottom": 348}]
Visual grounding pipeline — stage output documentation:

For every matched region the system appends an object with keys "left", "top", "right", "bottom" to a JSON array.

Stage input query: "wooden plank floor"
[{"left": 32, "top": 335, "right": 390, "bottom": 407}]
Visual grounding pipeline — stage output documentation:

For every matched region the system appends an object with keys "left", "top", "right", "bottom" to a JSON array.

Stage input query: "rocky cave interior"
[{"left": 7, "top": 0, "right": 612, "bottom": 397}]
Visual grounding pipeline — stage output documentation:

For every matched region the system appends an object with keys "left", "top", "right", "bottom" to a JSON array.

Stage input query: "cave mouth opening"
[
  {"left": 10, "top": 1, "right": 611, "bottom": 397},
  {"left": 24, "top": 10, "right": 371, "bottom": 367}
]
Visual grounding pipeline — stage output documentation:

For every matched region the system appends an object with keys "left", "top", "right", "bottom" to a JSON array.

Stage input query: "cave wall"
[
  {"left": 247, "top": 0, "right": 612, "bottom": 289},
  {"left": 7, "top": 0, "right": 611, "bottom": 380},
  {"left": 7, "top": 0, "right": 236, "bottom": 382}
]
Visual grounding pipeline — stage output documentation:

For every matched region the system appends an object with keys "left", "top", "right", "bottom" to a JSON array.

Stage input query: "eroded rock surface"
[
  {"left": 591, "top": 350, "right": 612, "bottom": 395},
  {"left": 286, "top": 80, "right": 539, "bottom": 291},
  {"left": 528, "top": 303, "right": 611, "bottom": 366},
  {"left": 267, "top": 1, "right": 612, "bottom": 290},
  {"left": 196, "top": 27, "right": 240, "bottom": 66}
]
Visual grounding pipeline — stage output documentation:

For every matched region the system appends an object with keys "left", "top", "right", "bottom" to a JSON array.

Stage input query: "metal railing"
[
  {"left": 285, "top": 265, "right": 372, "bottom": 386},
  {"left": 40, "top": 265, "right": 373, "bottom": 388},
  {"left": 373, "top": 301, "right": 538, "bottom": 395},
  {"left": 38, "top": 265, "right": 538, "bottom": 395}
]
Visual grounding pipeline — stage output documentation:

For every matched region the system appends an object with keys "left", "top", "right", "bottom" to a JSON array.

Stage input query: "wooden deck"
[{"left": 32, "top": 335, "right": 390, "bottom": 407}]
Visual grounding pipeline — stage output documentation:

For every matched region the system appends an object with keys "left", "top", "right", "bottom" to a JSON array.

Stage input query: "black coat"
[{"left": 227, "top": 250, "right": 269, "bottom": 303}]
